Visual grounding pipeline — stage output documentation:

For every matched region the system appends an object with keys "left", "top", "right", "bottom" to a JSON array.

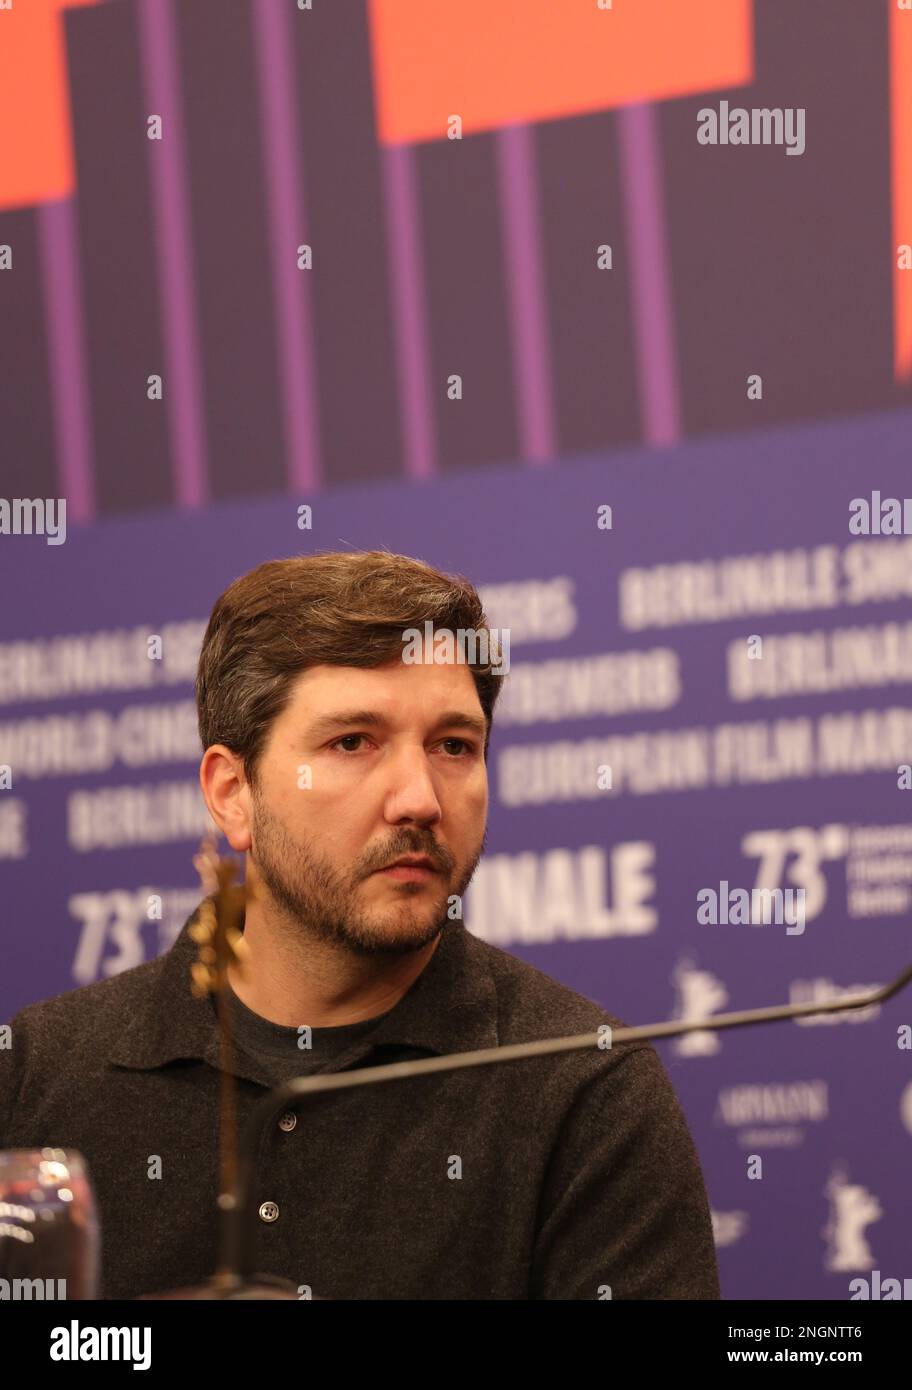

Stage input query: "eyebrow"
[{"left": 304, "top": 708, "right": 489, "bottom": 743}]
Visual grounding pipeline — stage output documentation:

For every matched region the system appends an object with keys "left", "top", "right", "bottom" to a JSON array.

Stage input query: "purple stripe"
[
  {"left": 496, "top": 124, "right": 556, "bottom": 465},
  {"left": 37, "top": 199, "right": 95, "bottom": 523},
  {"left": 617, "top": 103, "right": 681, "bottom": 447},
  {"left": 252, "top": 0, "right": 322, "bottom": 492},
  {"left": 137, "top": 0, "right": 208, "bottom": 507},
  {"left": 381, "top": 143, "right": 437, "bottom": 480}
]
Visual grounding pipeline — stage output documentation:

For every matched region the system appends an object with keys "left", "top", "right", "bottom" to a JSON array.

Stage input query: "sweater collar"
[{"left": 110, "top": 903, "right": 499, "bottom": 1086}]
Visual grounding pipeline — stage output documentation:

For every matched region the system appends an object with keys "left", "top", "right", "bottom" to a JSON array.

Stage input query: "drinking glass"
[{"left": 0, "top": 1149, "right": 100, "bottom": 1300}]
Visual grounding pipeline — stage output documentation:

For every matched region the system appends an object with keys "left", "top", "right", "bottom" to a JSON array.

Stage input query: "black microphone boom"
[{"left": 217, "top": 956, "right": 912, "bottom": 1290}]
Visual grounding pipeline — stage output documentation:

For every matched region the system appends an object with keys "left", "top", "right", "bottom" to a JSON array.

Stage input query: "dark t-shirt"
[
  {"left": 0, "top": 915, "right": 722, "bottom": 1298},
  {"left": 221, "top": 985, "right": 392, "bottom": 1082}
]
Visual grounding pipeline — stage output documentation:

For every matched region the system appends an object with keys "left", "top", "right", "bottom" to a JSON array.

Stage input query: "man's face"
[{"left": 245, "top": 659, "right": 489, "bottom": 955}]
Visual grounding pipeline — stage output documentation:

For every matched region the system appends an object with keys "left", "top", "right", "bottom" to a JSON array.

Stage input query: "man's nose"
[{"left": 382, "top": 746, "right": 443, "bottom": 824}]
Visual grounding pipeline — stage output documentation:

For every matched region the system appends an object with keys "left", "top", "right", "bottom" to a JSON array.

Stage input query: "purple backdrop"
[{"left": 2, "top": 405, "right": 911, "bottom": 1299}]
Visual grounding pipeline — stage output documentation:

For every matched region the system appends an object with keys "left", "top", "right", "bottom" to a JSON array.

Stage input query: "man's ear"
[{"left": 199, "top": 745, "right": 253, "bottom": 852}]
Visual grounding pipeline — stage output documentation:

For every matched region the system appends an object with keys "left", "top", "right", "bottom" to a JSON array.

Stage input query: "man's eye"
[
  {"left": 328, "top": 736, "right": 475, "bottom": 756},
  {"left": 441, "top": 738, "right": 475, "bottom": 756},
  {"left": 331, "top": 734, "right": 368, "bottom": 752}
]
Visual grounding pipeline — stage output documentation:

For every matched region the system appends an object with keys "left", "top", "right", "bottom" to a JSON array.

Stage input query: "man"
[{"left": 0, "top": 550, "right": 720, "bottom": 1299}]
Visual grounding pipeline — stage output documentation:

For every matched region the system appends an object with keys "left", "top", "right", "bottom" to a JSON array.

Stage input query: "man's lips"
[{"left": 373, "top": 857, "right": 439, "bottom": 879}]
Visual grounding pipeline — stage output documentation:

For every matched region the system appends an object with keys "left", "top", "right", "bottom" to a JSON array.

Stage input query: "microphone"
[{"left": 212, "top": 955, "right": 912, "bottom": 1291}]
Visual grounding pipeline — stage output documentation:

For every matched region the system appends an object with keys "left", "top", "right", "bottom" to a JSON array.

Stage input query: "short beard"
[{"left": 247, "top": 785, "right": 485, "bottom": 958}]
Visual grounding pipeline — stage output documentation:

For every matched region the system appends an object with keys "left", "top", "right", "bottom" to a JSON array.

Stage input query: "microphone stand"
[{"left": 203, "top": 956, "right": 912, "bottom": 1293}]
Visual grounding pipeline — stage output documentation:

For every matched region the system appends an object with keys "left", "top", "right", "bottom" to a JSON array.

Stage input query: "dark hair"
[{"left": 195, "top": 549, "right": 505, "bottom": 787}]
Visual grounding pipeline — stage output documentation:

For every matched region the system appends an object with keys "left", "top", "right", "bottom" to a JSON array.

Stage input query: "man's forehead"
[{"left": 282, "top": 661, "right": 484, "bottom": 716}]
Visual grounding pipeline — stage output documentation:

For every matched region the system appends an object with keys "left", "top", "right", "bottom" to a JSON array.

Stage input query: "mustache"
[{"left": 250, "top": 803, "right": 466, "bottom": 878}]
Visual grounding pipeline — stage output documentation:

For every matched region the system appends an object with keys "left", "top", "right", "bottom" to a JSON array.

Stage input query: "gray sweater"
[{"left": 0, "top": 910, "right": 720, "bottom": 1300}]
